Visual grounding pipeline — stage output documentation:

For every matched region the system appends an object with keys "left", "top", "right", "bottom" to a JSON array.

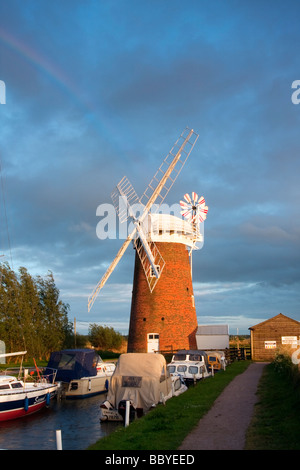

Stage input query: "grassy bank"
[
  {"left": 245, "top": 362, "right": 300, "bottom": 450},
  {"left": 88, "top": 360, "right": 250, "bottom": 450}
]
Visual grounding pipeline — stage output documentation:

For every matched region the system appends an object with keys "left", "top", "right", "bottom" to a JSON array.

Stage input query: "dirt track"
[{"left": 179, "top": 362, "right": 267, "bottom": 450}]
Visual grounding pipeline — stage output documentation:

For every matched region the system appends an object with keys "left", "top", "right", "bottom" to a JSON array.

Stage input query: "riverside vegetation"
[
  {"left": 0, "top": 263, "right": 125, "bottom": 361},
  {"left": 245, "top": 351, "right": 300, "bottom": 450},
  {"left": 0, "top": 263, "right": 72, "bottom": 359}
]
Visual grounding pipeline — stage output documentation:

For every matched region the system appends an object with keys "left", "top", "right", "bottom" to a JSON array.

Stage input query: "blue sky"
[{"left": 0, "top": 0, "right": 300, "bottom": 335}]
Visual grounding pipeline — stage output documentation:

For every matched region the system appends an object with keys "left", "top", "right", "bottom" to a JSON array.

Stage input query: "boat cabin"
[
  {"left": 167, "top": 362, "right": 210, "bottom": 383},
  {"left": 206, "top": 351, "right": 226, "bottom": 371},
  {"left": 45, "top": 349, "right": 101, "bottom": 383},
  {"left": 0, "top": 376, "right": 24, "bottom": 390},
  {"left": 171, "top": 349, "right": 208, "bottom": 366}
]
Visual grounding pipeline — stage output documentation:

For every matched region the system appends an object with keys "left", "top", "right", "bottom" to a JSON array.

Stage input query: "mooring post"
[
  {"left": 56, "top": 429, "right": 62, "bottom": 450},
  {"left": 125, "top": 401, "right": 130, "bottom": 427}
]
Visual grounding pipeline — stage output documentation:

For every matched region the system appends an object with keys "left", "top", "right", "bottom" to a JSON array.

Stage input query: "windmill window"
[{"left": 150, "top": 265, "right": 160, "bottom": 277}]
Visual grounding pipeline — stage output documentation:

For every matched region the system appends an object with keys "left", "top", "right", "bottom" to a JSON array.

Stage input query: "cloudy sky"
[{"left": 0, "top": 0, "right": 300, "bottom": 335}]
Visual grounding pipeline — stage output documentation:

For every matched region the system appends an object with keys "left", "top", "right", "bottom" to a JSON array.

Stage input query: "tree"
[
  {"left": 19, "top": 266, "right": 42, "bottom": 357},
  {"left": 36, "top": 271, "right": 72, "bottom": 357},
  {"left": 88, "top": 323, "right": 123, "bottom": 350},
  {"left": 0, "top": 263, "right": 73, "bottom": 359}
]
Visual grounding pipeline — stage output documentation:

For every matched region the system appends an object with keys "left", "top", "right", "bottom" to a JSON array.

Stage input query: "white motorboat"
[
  {"left": 168, "top": 349, "right": 211, "bottom": 384},
  {"left": 45, "top": 349, "right": 116, "bottom": 399},
  {"left": 167, "top": 361, "right": 211, "bottom": 384},
  {"left": 171, "top": 349, "right": 209, "bottom": 364},
  {"left": 0, "top": 351, "right": 59, "bottom": 422},
  {"left": 100, "top": 353, "right": 187, "bottom": 422}
]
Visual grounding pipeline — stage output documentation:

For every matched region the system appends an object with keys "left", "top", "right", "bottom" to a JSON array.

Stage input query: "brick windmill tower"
[{"left": 88, "top": 128, "right": 208, "bottom": 353}]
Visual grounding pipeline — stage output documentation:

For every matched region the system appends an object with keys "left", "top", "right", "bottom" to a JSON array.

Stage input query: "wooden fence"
[
  {"left": 225, "top": 347, "right": 251, "bottom": 362},
  {"left": 158, "top": 346, "right": 252, "bottom": 363}
]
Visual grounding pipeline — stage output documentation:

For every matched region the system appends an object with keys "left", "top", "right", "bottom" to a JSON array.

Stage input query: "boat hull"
[
  {"left": 0, "top": 384, "right": 58, "bottom": 422},
  {"left": 100, "top": 375, "right": 187, "bottom": 422},
  {"left": 64, "top": 375, "right": 111, "bottom": 399}
]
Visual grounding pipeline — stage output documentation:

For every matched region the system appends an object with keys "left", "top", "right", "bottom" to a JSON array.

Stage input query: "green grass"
[
  {"left": 245, "top": 363, "right": 300, "bottom": 450},
  {"left": 0, "top": 359, "right": 48, "bottom": 371},
  {"left": 88, "top": 361, "right": 250, "bottom": 450}
]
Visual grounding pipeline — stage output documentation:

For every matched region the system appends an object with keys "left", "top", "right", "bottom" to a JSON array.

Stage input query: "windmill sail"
[
  {"left": 88, "top": 232, "right": 134, "bottom": 311},
  {"left": 140, "top": 128, "right": 199, "bottom": 211},
  {"left": 111, "top": 176, "right": 141, "bottom": 223},
  {"left": 111, "top": 175, "right": 164, "bottom": 284},
  {"left": 133, "top": 237, "right": 165, "bottom": 292}
]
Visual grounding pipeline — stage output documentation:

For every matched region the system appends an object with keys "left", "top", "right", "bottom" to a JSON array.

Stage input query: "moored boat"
[
  {"left": 100, "top": 353, "right": 187, "bottom": 422},
  {"left": 168, "top": 349, "right": 211, "bottom": 384},
  {"left": 0, "top": 351, "right": 59, "bottom": 422},
  {"left": 205, "top": 351, "right": 227, "bottom": 371},
  {"left": 45, "top": 348, "right": 116, "bottom": 399},
  {"left": 171, "top": 349, "right": 209, "bottom": 365},
  {"left": 167, "top": 360, "right": 211, "bottom": 384}
]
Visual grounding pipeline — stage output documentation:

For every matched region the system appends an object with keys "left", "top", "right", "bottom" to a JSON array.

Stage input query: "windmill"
[{"left": 88, "top": 127, "right": 207, "bottom": 353}]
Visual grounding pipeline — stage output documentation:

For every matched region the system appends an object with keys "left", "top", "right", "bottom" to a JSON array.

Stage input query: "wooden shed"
[{"left": 249, "top": 313, "right": 300, "bottom": 361}]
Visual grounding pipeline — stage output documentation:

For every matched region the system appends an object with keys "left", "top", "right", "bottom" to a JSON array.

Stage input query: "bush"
[
  {"left": 273, "top": 347, "right": 300, "bottom": 390},
  {"left": 88, "top": 324, "right": 123, "bottom": 350},
  {"left": 97, "top": 350, "right": 120, "bottom": 360}
]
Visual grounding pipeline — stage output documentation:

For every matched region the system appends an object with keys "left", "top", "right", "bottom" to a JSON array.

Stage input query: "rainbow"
[
  {"left": 0, "top": 26, "right": 120, "bottom": 143},
  {"left": 0, "top": 26, "right": 78, "bottom": 99}
]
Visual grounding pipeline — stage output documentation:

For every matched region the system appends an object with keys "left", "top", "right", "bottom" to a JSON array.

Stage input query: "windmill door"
[{"left": 147, "top": 333, "right": 159, "bottom": 353}]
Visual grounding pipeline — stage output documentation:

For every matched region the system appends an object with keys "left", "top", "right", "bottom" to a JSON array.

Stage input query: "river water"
[{"left": 0, "top": 394, "right": 121, "bottom": 450}]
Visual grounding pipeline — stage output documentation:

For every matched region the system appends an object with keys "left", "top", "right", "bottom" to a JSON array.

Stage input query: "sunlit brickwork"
[{"left": 127, "top": 242, "right": 198, "bottom": 352}]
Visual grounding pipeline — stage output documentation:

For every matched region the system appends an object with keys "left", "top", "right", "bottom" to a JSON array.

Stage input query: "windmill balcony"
[{"left": 141, "top": 213, "right": 204, "bottom": 249}]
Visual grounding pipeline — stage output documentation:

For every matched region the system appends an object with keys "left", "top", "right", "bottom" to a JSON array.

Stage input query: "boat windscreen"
[
  {"left": 173, "top": 354, "right": 187, "bottom": 361},
  {"left": 189, "top": 354, "right": 203, "bottom": 361}
]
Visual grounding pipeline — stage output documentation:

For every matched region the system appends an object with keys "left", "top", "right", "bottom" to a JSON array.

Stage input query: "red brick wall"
[{"left": 127, "top": 242, "right": 198, "bottom": 352}]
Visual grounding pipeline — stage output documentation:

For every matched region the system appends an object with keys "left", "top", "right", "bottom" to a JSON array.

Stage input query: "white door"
[{"left": 147, "top": 333, "right": 159, "bottom": 353}]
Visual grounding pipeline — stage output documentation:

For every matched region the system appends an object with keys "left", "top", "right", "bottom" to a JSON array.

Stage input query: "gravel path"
[{"left": 179, "top": 362, "right": 267, "bottom": 450}]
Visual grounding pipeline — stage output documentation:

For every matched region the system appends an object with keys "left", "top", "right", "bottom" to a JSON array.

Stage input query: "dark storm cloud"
[{"left": 0, "top": 0, "right": 300, "bottom": 333}]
